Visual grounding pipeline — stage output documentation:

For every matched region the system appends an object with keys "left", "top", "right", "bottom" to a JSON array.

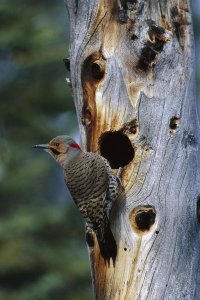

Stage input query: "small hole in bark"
[
  {"left": 131, "top": 34, "right": 138, "bottom": 40},
  {"left": 138, "top": 20, "right": 170, "bottom": 71},
  {"left": 99, "top": 131, "right": 135, "bottom": 168},
  {"left": 166, "top": 284, "right": 168, "bottom": 287},
  {"left": 197, "top": 196, "right": 200, "bottom": 224},
  {"left": 91, "top": 62, "right": 104, "bottom": 80},
  {"left": 138, "top": 45, "right": 157, "bottom": 71},
  {"left": 86, "top": 231, "right": 95, "bottom": 247},
  {"left": 124, "top": 247, "right": 127, "bottom": 251},
  {"left": 155, "top": 230, "right": 159, "bottom": 234},
  {"left": 82, "top": 53, "right": 106, "bottom": 84},
  {"left": 121, "top": 119, "right": 139, "bottom": 135},
  {"left": 130, "top": 205, "right": 156, "bottom": 235},
  {"left": 135, "top": 211, "right": 155, "bottom": 230},
  {"left": 147, "top": 20, "right": 171, "bottom": 43},
  {"left": 63, "top": 58, "right": 70, "bottom": 71},
  {"left": 169, "top": 116, "right": 180, "bottom": 131}
]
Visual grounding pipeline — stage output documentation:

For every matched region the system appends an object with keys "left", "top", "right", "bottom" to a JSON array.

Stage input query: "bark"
[{"left": 65, "top": 0, "right": 200, "bottom": 299}]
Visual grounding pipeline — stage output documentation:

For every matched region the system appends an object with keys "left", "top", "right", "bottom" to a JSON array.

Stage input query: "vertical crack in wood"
[{"left": 196, "top": 196, "right": 200, "bottom": 224}]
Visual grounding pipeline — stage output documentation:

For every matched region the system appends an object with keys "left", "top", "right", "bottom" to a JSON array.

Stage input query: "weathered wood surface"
[{"left": 65, "top": 0, "right": 200, "bottom": 299}]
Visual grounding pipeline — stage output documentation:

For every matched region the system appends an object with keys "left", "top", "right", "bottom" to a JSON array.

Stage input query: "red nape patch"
[{"left": 69, "top": 143, "right": 81, "bottom": 150}]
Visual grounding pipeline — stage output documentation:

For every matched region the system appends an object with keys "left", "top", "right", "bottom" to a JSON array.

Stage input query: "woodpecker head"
[{"left": 33, "top": 135, "right": 81, "bottom": 166}]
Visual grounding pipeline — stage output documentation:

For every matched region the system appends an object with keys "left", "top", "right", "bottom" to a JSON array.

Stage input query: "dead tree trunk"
[{"left": 65, "top": 0, "right": 200, "bottom": 299}]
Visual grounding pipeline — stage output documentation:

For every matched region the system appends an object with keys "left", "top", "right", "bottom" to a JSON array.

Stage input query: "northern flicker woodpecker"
[{"left": 34, "top": 135, "right": 121, "bottom": 261}]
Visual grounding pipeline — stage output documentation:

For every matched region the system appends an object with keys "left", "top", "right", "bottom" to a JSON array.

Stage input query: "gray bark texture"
[{"left": 65, "top": 0, "right": 200, "bottom": 299}]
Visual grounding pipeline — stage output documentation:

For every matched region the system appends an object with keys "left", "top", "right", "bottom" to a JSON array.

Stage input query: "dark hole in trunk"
[
  {"left": 99, "top": 131, "right": 134, "bottom": 168},
  {"left": 135, "top": 210, "right": 156, "bottom": 231}
]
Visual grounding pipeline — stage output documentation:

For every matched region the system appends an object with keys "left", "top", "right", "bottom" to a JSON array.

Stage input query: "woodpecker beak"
[{"left": 33, "top": 144, "right": 50, "bottom": 150}]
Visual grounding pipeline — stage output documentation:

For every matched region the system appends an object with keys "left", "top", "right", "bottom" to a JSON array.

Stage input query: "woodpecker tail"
[{"left": 96, "top": 222, "right": 117, "bottom": 265}]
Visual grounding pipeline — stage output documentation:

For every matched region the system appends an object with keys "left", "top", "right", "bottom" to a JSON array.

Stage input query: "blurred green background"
[
  {"left": 0, "top": 1, "right": 199, "bottom": 300},
  {"left": 0, "top": 0, "right": 90, "bottom": 299}
]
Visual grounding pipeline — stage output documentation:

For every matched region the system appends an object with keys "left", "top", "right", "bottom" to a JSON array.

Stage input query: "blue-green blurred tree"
[{"left": 0, "top": 0, "right": 91, "bottom": 299}]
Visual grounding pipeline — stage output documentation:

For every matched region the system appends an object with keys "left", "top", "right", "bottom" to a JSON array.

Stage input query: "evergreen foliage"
[{"left": 0, "top": 0, "right": 91, "bottom": 299}]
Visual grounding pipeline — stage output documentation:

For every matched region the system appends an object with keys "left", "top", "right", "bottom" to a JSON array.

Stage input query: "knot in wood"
[
  {"left": 147, "top": 20, "right": 171, "bottom": 43},
  {"left": 169, "top": 116, "right": 180, "bottom": 132},
  {"left": 82, "top": 53, "right": 106, "bottom": 85},
  {"left": 122, "top": 119, "right": 139, "bottom": 135},
  {"left": 129, "top": 205, "right": 156, "bottom": 235}
]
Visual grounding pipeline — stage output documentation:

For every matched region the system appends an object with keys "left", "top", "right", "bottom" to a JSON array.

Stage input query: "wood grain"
[{"left": 66, "top": 0, "right": 200, "bottom": 298}]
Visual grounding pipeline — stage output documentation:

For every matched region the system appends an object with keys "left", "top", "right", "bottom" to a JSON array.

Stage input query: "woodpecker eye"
[{"left": 55, "top": 143, "right": 60, "bottom": 147}]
